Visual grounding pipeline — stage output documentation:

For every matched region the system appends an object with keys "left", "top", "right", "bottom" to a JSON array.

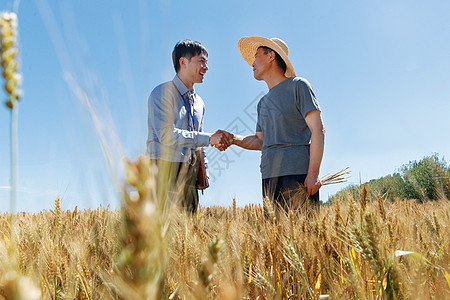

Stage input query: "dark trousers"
[
  {"left": 263, "top": 174, "right": 319, "bottom": 215},
  {"left": 153, "top": 159, "right": 199, "bottom": 213}
]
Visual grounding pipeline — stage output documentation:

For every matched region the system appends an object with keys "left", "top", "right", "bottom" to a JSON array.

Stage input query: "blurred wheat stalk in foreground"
[
  {"left": 1, "top": 11, "right": 22, "bottom": 217},
  {"left": 1, "top": 11, "right": 22, "bottom": 110},
  {"left": 0, "top": 12, "right": 39, "bottom": 300}
]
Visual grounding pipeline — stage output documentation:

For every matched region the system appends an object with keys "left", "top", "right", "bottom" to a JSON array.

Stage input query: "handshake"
[{"left": 209, "top": 130, "right": 234, "bottom": 151}]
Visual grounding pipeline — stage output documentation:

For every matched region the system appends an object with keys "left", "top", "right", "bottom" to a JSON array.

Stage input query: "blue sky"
[{"left": 0, "top": 0, "right": 449, "bottom": 212}]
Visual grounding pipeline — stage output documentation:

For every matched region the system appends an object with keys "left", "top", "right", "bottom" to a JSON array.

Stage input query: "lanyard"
[{"left": 181, "top": 94, "right": 195, "bottom": 130}]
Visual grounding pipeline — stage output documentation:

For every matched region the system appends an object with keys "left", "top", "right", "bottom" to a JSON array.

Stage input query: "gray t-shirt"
[{"left": 256, "top": 77, "right": 321, "bottom": 179}]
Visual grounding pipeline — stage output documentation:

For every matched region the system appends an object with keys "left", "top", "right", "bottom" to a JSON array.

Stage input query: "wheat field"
[
  {"left": 0, "top": 178, "right": 449, "bottom": 299},
  {"left": 1, "top": 6, "right": 449, "bottom": 300}
]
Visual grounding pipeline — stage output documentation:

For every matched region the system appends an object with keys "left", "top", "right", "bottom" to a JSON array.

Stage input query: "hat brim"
[{"left": 238, "top": 36, "right": 296, "bottom": 78}]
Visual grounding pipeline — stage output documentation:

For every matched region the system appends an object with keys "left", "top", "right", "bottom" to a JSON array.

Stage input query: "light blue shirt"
[{"left": 147, "top": 75, "right": 211, "bottom": 162}]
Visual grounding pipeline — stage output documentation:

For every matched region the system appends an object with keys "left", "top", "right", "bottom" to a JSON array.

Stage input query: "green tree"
[
  {"left": 399, "top": 154, "right": 449, "bottom": 202},
  {"left": 329, "top": 153, "right": 449, "bottom": 203}
]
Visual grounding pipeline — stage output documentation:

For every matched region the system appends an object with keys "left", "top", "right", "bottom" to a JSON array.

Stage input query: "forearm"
[
  {"left": 157, "top": 126, "right": 211, "bottom": 148},
  {"left": 307, "top": 130, "right": 324, "bottom": 176},
  {"left": 232, "top": 134, "right": 262, "bottom": 150}
]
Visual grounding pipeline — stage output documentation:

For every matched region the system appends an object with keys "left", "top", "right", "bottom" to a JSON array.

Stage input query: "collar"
[{"left": 173, "top": 75, "right": 195, "bottom": 96}]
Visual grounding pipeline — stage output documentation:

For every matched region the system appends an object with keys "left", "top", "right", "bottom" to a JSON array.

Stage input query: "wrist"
[{"left": 307, "top": 170, "right": 320, "bottom": 177}]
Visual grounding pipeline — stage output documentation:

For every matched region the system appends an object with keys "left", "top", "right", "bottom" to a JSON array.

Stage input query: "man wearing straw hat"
[
  {"left": 147, "top": 39, "right": 230, "bottom": 213},
  {"left": 220, "top": 36, "right": 325, "bottom": 211}
]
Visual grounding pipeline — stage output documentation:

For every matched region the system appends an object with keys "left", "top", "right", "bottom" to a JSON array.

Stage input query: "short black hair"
[
  {"left": 172, "top": 40, "right": 208, "bottom": 72},
  {"left": 258, "top": 46, "right": 287, "bottom": 74}
]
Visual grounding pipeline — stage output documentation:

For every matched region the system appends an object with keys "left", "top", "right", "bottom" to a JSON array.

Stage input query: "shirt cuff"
[{"left": 196, "top": 132, "right": 211, "bottom": 147}]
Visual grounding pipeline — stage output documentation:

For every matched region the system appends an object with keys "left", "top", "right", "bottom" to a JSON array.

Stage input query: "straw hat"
[{"left": 238, "top": 36, "right": 296, "bottom": 78}]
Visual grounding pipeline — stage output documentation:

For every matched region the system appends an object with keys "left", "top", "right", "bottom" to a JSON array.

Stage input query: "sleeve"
[
  {"left": 255, "top": 100, "right": 262, "bottom": 132},
  {"left": 148, "top": 85, "right": 210, "bottom": 148},
  {"left": 295, "top": 78, "right": 321, "bottom": 119}
]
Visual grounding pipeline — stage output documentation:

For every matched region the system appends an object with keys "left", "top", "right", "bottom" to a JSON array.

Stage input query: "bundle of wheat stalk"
[{"left": 321, "top": 167, "right": 351, "bottom": 186}]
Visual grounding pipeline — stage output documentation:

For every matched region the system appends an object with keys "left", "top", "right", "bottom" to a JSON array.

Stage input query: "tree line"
[{"left": 330, "top": 153, "right": 450, "bottom": 203}]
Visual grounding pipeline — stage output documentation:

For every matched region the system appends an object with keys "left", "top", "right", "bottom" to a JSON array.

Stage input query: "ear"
[
  {"left": 268, "top": 50, "right": 276, "bottom": 62},
  {"left": 179, "top": 56, "right": 188, "bottom": 69}
]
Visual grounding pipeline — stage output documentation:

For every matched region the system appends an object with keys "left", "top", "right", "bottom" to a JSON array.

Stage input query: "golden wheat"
[{"left": 0, "top": 189, "right": 449, "bottom": 299}]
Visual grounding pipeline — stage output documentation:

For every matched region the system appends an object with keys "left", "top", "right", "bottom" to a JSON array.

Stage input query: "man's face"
[
  {"left": 252, "top": 48, "right": 270, "bottom": 80},
  {"left": 184, "top": 53, "right": 208, "bottom": 84}
]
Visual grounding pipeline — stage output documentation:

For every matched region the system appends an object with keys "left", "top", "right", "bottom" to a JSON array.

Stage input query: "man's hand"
[
  {"left": 304, "top": 173, "right": 322, "bottom": 197},
  {"left": 213, "top": 130, "right": 233, "bottom": 151},
  {"left": 209, "top": 130, "right": 233, "bottom": 150}
]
